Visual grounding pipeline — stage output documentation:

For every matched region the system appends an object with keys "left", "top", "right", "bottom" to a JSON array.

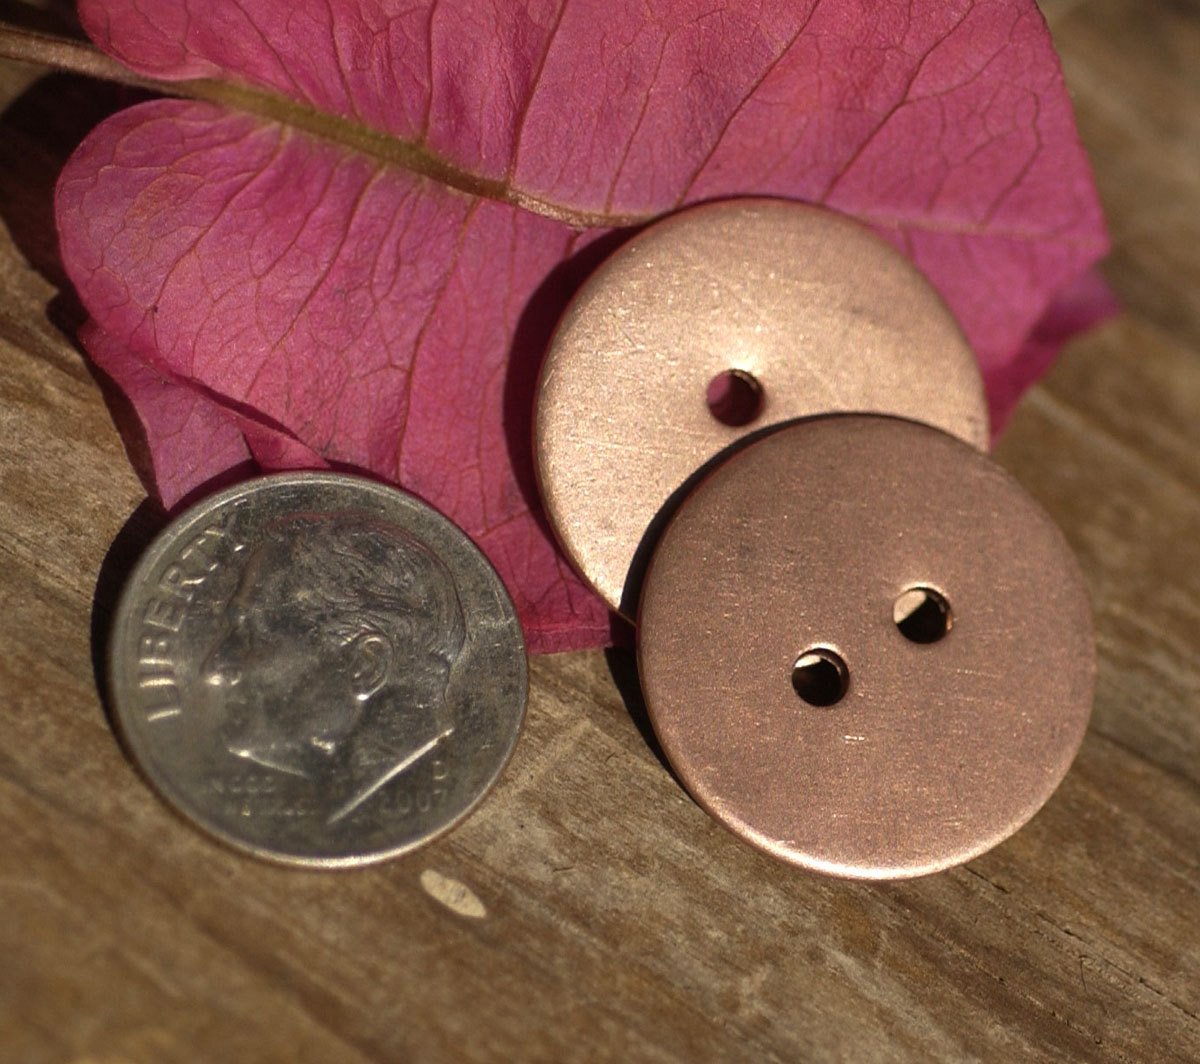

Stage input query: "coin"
[
  {"left": 536, "top": 198, "right": 989, "bottom": 617},
  {"left": 108, "top": 473, "right": 528, "bottom": 867},
  {"left": 637, "top": 415, "right": 1093, "bottom": 879}
]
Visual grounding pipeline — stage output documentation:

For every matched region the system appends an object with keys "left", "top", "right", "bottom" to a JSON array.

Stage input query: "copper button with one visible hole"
[
  {"left": 535, "top": 198, "right": 990, "bottom": 617},
  {"left": 636, "top": 415, "right": 1094, "bottom": 879}
]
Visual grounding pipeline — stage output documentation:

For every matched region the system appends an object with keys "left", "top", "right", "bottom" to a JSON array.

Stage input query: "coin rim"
[{"left": 107, "top": 471, "right": 529, "bottom": 869}]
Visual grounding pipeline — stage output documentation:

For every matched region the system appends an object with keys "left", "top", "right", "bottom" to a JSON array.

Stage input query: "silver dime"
[{"left": 108, "top": 472, "right": 528, "bottom": 867}]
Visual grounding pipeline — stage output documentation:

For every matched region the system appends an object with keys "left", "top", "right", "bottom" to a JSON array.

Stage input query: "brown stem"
[
  {"left": 0, "top": 23, "right": 163, "bottom": 91},
  {"left": 0, "top": 20, "right": 646, "bottom": 229}
]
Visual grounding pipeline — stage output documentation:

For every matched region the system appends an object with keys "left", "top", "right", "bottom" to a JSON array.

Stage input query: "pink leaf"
[{"left": 58, "top": 0, "right": 1110, "bottom": 653}]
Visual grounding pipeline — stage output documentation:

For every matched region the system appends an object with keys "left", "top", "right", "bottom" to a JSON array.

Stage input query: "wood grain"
[{"left": 0, "top": 1, "right": 1197, "bottom": 1061}]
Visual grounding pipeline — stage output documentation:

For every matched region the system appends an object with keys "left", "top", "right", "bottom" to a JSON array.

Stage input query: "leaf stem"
[
  {"left": 0, "top": 20, "right": 647, "bottom": 230},
  {"left": 0, "top": 23, "right": 159, "bottom": 91}
]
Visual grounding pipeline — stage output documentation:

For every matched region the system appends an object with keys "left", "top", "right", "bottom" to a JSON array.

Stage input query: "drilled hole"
[
  {"left": 893, "top": 586, "right": 953, "bottom": 644},
  {"left": 791, "top": 647, "right": 849, "bottom": 707},
  {"left": 705, "top": 369, "right": 763, "bottom": 427}
]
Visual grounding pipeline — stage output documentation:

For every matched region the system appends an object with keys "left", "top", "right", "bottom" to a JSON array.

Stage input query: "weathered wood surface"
[{"left": 0, "top": 1, "right": 1197, "bottom": 1061}]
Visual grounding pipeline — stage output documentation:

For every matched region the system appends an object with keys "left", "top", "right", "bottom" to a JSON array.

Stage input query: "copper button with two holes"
[{"left": 636, "top": 416, "right": 1094, "bottom": 879}]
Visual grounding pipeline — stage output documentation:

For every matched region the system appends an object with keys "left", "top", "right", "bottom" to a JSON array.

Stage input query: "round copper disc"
[
  {"left": 536, "top": 199, "right": 989, "bottom": 616},
  {"left": 637, "top": 416, "right": 1093, "bottom": 879}
]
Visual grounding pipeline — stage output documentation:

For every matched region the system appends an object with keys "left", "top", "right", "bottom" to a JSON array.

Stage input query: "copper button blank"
[
  {"left": 535, "top": 199, "right": 990, "bottom": 616},
  {"left": 636, "top": 416, "right": 1093, "bottom": 879}
]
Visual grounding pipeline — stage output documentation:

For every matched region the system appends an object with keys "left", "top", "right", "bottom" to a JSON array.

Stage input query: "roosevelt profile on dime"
[
  {"left": 109, "top": 472, "right": 527, "bottom": 866},
  {"left": 201, "top": 510, "right": 467, "bottom": 826}
]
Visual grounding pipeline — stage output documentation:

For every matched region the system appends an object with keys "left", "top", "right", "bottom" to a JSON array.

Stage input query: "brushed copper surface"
[
  {"left": 535, "top": 199, "right": 989, "bottom": 616},
  {"left": 637, "top": 416, "right": 1094, "bottom": 879}
]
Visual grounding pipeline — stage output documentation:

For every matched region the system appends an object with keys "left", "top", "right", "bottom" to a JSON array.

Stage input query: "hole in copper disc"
[
  {"left": 894, "top": 586, "right": 953, "bottom": 644},
  {"left": 791, "top": 647, "right": 849, "bottom": 707},
  {"left": 705, "top": 369, "right": 763, "bottom": 427}
]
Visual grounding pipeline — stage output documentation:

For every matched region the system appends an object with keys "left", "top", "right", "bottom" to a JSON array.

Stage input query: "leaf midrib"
[
  {"left": 180, "top": 76, "right": 650, "bottom": 230},
  {"left": 0, "top": 22, "right": 646, "bottom": 229},
  {"left": 0, "top": 23, "right": 1108, "bottom": 246}
]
